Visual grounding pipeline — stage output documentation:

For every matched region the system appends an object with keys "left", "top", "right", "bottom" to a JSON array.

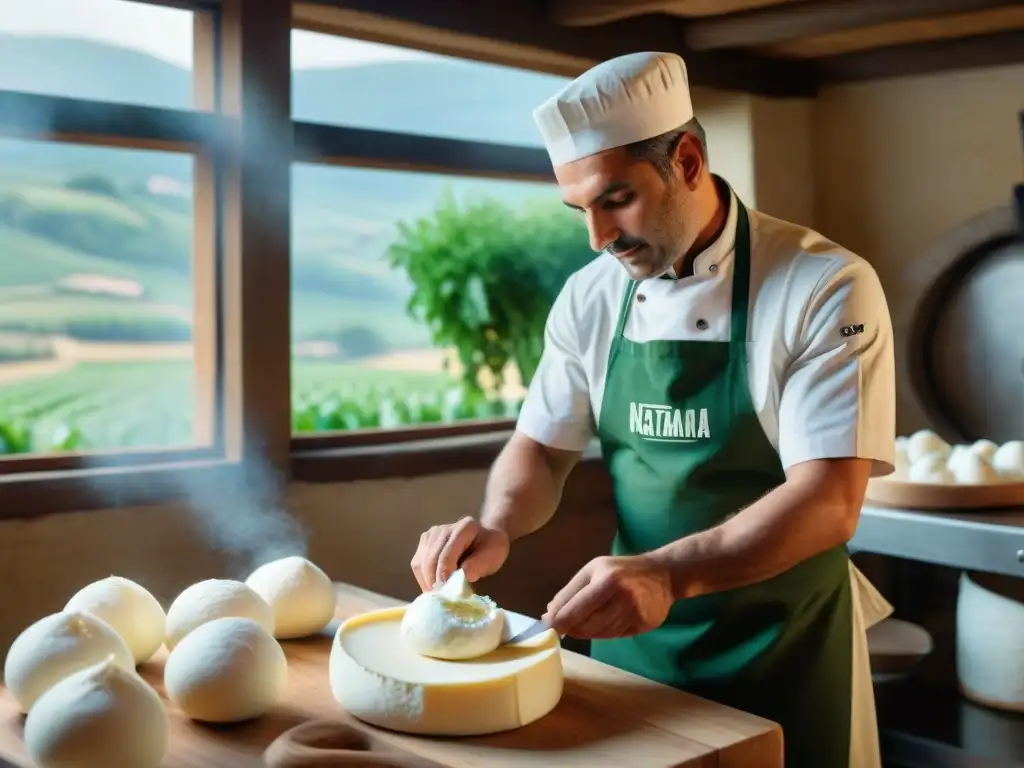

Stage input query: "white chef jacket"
[{"left": 516, "top": 183, "right": 896, "bottom": 767}]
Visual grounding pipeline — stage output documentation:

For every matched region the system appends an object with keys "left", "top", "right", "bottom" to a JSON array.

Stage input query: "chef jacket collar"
[{"left": 660, "top": 175, "right": 738, "bottom": 280}]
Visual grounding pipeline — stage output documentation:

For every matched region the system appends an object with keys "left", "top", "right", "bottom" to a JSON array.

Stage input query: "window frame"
[
  {"left": 0, "top": 0, "right": 295, "bottom": 518},
  {"left": 0, "top": 1, "right": 595, "bottom": 517}
]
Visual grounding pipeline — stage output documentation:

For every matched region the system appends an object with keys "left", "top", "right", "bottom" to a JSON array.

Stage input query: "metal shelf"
[{"left": 850, "top": 505, "right": 1024, "bottom": 578}]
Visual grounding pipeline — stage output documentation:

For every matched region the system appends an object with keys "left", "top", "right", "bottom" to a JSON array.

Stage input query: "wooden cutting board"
[{"left": 0, "top": 582, "right": 781, "bottom": 768}]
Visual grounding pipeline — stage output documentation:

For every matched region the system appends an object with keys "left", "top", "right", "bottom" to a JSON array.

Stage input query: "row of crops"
[{"left": 0, "top": 361, "right": 522, "bottom": 455}]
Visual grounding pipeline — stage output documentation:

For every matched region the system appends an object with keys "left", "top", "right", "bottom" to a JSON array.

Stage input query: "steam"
[{"left": 174, "top": 444, "right": 309, "bottom": 581}]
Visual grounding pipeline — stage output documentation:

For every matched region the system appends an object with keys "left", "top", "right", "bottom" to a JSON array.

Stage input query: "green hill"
[{"left": 0, "top": 34, "right": 567, "bottom": 353}]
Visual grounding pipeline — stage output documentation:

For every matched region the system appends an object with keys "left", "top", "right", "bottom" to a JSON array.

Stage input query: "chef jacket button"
[
  {"left": 636, "top": 293, "right": 646, "bottom": 303},
  {"left": 709, "top": 264, "right": 718, "bottom": 274},
  {"left": 696, "top": 318, "right": 709, "bottom": 330}
]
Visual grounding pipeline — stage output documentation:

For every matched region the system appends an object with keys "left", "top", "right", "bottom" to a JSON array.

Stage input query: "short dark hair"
[{"left": 624, "top": 117, "right": 707, "bottom": 180}]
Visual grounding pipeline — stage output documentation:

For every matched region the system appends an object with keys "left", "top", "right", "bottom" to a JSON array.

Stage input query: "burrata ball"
[
  {"left": 24, "top": 655, "right": 169, "bottom": 768},
  {"left": 164, "top": 616, "right": 287, "bottom": 722},
  {"left": 65, "top": 576, "right": 166, "bottom": 665},
  {"left": 245, "top": 556, "right": 336, "bottom": 639},
  {"left": 3, "top": 611, "right": 135, "bottom": 712},
  {"left": 164, "top": 578, "right": 274, "bottom": 650}
]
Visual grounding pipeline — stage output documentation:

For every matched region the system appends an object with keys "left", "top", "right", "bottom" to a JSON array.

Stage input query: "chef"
[{"left": 410, "top": 51, "right": 897, "bottom": 768}]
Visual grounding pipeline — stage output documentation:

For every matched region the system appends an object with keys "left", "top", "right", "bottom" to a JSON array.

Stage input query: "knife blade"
[{"left": 503, "top": 617, "right": 551, "bottom": 645}]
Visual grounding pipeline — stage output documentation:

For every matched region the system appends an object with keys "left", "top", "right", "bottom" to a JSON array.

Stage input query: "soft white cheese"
[
  {"left": 65, "top": 576, "right": 167, "bottom": 665},
  {"left": 24, "top": 655, "right": 169, "bottom": 768},
  {"left": 399, "top": 569, "right": 505, "bottom": 660},
  {"left": 245, "top": 556, "right": 337, "bottom": 639},
  {"left": 164, "top": 578, "right": 275, "bottom": 650},
  {"left": 908, "top": 451, "right": 954, "bottom": 484},
  {"left": 3, "top": 611, "right": 135, "bottom": 712},
  {"left": 992, "top": 440, "right": 1024, "bottom": 479}
]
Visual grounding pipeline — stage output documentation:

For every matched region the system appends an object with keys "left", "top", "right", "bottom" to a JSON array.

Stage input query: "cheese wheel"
[
  {"left": 164, "top": 578, "right": 274, "bottom": 650},
  {"left": 164, "top": 616, "right": 288, "bottom": 723},
  {"left": 24, "top": 655, "right": 169, "bottom": 768},
  {"left": 65, "top": 576, "right": 167, "bottom": 665},
  {"left": 330, "top": 607, "right": 563, "bottom": 736},
  {"left": 3, "top": 611, "right": 135, "bottom": 712},
  {"left": 245, "top": 556, "right": 336, "bottom": 639}
]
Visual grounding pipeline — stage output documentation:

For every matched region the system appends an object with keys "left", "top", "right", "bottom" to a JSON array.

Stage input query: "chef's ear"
[{"left": 670, "top": 132, "right": 705, "bottom": 187}]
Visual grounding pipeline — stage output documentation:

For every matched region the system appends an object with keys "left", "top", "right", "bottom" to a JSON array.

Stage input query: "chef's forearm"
[
  {"left": 478, "top": 432, "right": 582, "bottom": 543},
  {"left": 647, "top": 459, "right": 870, "bottom": 600}
]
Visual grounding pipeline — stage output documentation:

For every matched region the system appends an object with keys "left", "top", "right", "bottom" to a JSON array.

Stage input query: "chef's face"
[{"left": 555, "top": 134, "right": 706, "bottom": 280}]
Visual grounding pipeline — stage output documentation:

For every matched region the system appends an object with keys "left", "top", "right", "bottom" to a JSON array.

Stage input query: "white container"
[{"left": 956, "top": 571, "right": 1024, "bottom": 712}]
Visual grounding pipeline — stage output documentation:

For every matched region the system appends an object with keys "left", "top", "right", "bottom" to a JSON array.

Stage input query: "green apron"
[{"left": 590, "top": 197, "right": 854, "bottom": 768}]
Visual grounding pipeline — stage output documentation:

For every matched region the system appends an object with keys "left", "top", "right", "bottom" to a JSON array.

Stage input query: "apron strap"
[
  {"left": 613, "top": 277, "right": 637, "bottom": 342},
  {"left": 729, "top": 201, "right": 752, "bottom": 346}
]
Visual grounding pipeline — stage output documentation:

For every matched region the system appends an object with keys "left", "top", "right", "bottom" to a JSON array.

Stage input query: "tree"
[{"left": 387, "top": 189, "right": 593, "bottom": 400}]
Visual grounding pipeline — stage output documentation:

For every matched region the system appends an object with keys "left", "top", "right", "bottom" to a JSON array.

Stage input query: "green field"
[{"left": 0, "top": 360, "right": 519, "bottom": 455}]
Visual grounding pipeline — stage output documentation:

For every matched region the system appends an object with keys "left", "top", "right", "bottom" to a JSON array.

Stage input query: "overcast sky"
[{"left": 0, "top": 0, "right": 434, "bottom": 69}]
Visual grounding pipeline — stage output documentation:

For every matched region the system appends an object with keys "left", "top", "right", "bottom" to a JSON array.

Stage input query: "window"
[
  {"left": 0, "top": 0, "right": 222, "bottom": 465},
  {"left": 0, "top": 138, "right": 207, "bottom": 455},
  {"left": 291, "top": 31, "right": 569, "bottom": 147},
  {"left": 290, "top": 33, "right": 592, "bottom": 441},
  {"left": 0, "top": 0, "right": 196, "bottom": 110}
]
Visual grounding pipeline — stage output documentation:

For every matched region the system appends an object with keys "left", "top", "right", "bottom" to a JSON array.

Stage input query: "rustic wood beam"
[
  {"left": 547, "top": 0, "right": 793, "bottom": 27},
  {"left": 296, "top": 0, "right": 816, "bottom": 97},
  {"left": 682, "top": 0, "right": 1023, "bottom": 51},
  {"left": 816, "top": 28, "right": 1024, "bottom": 83}
]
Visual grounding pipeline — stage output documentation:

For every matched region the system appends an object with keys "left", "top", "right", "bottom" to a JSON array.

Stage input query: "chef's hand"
[
  {"left": 543, "top": 555, "right": 673, "bottom": 639},
  {"left": 410, "top": 516, "right": 511, "bottom": 592}
]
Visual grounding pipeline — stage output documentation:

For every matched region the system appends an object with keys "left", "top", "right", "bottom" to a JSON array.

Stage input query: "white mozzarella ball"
[
  {"left": 245, "top": 556, "right": 336, "bottom": 639},
  {"left": 908, "top": 452, "right": 954, "bottom": 484},
  {"left": 992, "top": 440, "right": 1024, "bottom": 479},
  {"left": 24, "top": 655, "right": 169, "bottom": 768},
  {"left": 65, "top": 576, "right": 167, "bottom": 665},
  {"left": 951, "top": 450, "right": 1001, "bottom": 484},
  {"left": 164, "top": 616, "right": 287, "bottom": 722},
  {"left": 968, "top": 439, "right": 999, "bottom": 463},
  {"left": 907, "top": 430, "right": 950, "bottom": 464},
  {"left": 3, "top": 611, "right": 135, "bottom": 712},
  {"left": 164, "top": 578, "right": 274, "bottom": 650}
]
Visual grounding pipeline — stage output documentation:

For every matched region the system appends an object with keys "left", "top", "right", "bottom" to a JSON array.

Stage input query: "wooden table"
[{"left": 0, "top": 582, "right": 782, "bottom": 767}]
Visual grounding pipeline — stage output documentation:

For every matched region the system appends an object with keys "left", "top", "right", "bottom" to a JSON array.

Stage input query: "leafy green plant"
[{"left": 387, "top": 191, "right": 593, "bottom": 398}]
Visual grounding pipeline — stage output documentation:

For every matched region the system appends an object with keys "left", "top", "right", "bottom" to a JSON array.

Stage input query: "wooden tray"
[{"left": 865, "top": 476, "right": 1024, "bottom": 510}]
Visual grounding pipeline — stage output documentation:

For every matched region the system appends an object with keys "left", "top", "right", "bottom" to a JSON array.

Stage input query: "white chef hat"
[{"left": 533, "top": 51, "right": 694, "bottom": 167}]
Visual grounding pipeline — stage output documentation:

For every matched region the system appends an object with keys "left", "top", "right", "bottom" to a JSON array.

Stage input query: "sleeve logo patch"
[{"left": 840, "top": 324, "right": 865, "bottom": 337}]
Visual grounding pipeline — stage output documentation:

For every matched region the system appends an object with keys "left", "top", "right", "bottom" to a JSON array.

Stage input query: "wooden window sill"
[
  {"left": 0, "top": 434, "right": 605, "bottom": 519},
  {"left": 290, "top": 431, "right": 604, "bottom": 483}
]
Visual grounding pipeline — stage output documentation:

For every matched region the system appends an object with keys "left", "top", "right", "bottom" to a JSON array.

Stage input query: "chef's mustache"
[{"left": 607, "top": 236, "right": 647, "bottom": 255}]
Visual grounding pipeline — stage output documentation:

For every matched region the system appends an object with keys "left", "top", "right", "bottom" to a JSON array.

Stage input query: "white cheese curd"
[
  {"left": 400, "top": 569, "right": 505, "bottom": 660},
  {"left": 992, "top": 440, "right": 1024, "bottom": 479},
  {"left": 2, "top": 611, "right": 135, "bottom": 712},
  {"left": 906, "top": 430, "right": 950, "bottom": 464},
  {"left": 164, "top": 616, "right": 288, "bottom": 723},
  {"left": 968, "top": 439, "right": 999, "bottom": 463},
  {"left": 65, "top": 576, "right": 167, "bottom": 665},
  {"left": 24, "top": 655, "right": 169, "bottom": 768},
  {"left": 908, "top": 452, "right": 954, "bottom": 484},
  {"left": 164, "top": 578, "right": 275, "bottom": 650},
  {"left": 950, "top": 450, "right": 1001, "bottom": 485},
  {"left": 245, "top": 556, "right": 336, "bottom": 639}
]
